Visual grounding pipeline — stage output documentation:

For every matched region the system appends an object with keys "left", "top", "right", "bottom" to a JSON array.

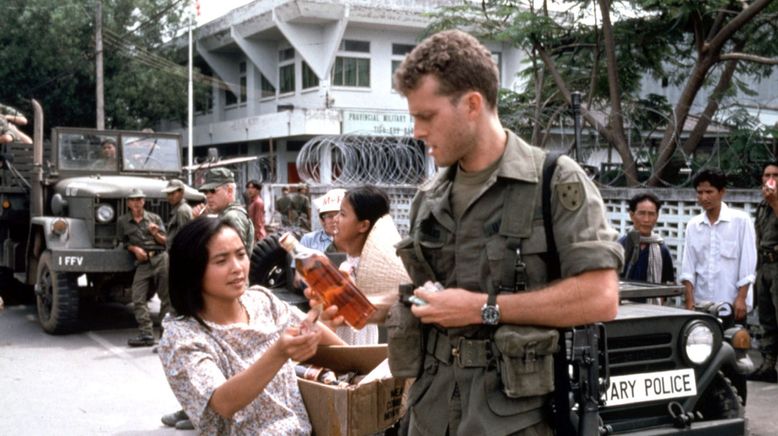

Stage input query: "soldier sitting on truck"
[
  {"left": 91, "top": 138, "right": 119, "bottom": 170},
  {"left": 118, "top": 188, "right": 170, "bottom": 347}
]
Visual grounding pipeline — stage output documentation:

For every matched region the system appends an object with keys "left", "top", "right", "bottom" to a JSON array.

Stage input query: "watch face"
[{"left": 481, "top": 305, "right": 500, "bottom": 325}]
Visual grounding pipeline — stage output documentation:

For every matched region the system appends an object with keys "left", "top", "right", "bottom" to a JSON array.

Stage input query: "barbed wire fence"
[{"left": 293, "top": 134, "right": 435, "bottom": 235}]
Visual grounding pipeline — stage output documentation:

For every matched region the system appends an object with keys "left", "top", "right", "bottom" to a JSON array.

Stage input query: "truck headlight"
[
  {"left": 95, "top": 203, "right": 115, "bottom": 223},
  {"left": 682, "top": 321, "right": 714, "bottom": 365}
]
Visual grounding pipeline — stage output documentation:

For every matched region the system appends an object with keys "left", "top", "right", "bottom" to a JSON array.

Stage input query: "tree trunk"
[
  {"left": 647, "top": 0, "right": 772, "bottom": 186},
  {"left": 681, "top": 40, "right": 745, "bottom": 155}
]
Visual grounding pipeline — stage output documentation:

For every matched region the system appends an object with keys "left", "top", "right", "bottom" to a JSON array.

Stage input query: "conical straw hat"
[{"left": 355, "top": 214, "right": 411, "bottom": 297}]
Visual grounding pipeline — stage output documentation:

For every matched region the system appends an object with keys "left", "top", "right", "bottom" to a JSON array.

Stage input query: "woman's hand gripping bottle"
[{"left": 279, "top": 233, "right": 376, "bottom": 329}]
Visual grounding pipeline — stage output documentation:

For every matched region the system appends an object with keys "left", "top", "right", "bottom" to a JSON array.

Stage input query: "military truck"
[{"left": 0, "top": 101, "right": 203, "bottom": 333}]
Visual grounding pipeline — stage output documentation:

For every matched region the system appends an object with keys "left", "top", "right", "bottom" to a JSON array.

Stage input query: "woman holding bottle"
[
  {"left": 158, "top": 217, "right": 344, "bottom": 434},
  {"left": 329, "top": 186, "right": 410, "bottom": 344}
]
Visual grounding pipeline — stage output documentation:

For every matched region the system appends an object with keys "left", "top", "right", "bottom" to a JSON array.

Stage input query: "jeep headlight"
[
  {"left": 683, "top": 321, "right": 714, "bottom": 365},
  {"left": 95, "top": 203, "right": 115, "bottom": 223}
]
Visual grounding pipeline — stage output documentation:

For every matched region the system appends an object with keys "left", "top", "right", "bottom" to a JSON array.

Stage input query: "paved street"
[
  {"left": 1, "top": 300, "right": 777, "bottom": 435},
  {"left": 0, "top": 302, "right": 193, "bottom": 435}
]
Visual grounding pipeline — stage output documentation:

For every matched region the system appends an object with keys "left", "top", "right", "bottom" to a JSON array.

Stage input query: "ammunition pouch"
[
  {"left": 386, "top": 284, "right": 424, "bottom": 378},
  {"left": 494, "top": 325, "right": 559, "bottom": 398}
]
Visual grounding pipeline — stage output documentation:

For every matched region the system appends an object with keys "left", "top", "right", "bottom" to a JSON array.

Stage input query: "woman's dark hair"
[
  {"left": 343, "top": 186, "right": 390, "bottom": 230},
  {"left": 627, "top": 192, "right": 662, "bottom": 213},
  {"left": 168, "top": 216, "right": 240, "bottom": 328}
]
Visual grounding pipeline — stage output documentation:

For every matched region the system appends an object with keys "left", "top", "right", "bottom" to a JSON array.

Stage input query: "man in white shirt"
[{"left": 680, "top": 168, "right": 756, "bottom": 321}]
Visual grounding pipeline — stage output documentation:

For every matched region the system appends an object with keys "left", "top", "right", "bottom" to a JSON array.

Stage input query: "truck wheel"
[
  {"left": 35, "top": 251, "right": 80, "bottom": 334},
  {"left": 250, "top": 232, "right": 291, "bottom": 287},
  {"left": 694, "top": 372, "right": 744, "bottom": 421}
]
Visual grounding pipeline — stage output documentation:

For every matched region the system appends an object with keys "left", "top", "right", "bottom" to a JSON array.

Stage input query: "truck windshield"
[
  {"left": 57, "top": 132, "right": 181, "bottom": 173},
  {"left": 121, "top": 135, "right": 180, "bottom": 172}
]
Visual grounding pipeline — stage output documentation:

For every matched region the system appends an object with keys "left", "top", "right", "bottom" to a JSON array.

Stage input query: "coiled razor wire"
[{"left": 297, "top": 134, "right": 434, "bottom": 186}]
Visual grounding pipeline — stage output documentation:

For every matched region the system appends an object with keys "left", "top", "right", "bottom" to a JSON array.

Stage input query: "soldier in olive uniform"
[
  {"left": 158, "top": 179, "right": 194, "bottom": 249},
  {"left": 386, "top": 30, "right": 623, "bottom": 435},
  {"left": 751, "top": 162, "right": 778, "bottom": 383},
  {"left": 193, "top": 168, "right": 254, "bottom": 252},
  {"left": 118, "top": 189, "right": 170, "bottom": 347}
]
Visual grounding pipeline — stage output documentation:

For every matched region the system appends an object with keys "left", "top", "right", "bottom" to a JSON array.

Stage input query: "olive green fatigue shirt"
[
  {"left": 118, "top": 210, "right": 166, "bottom": 253},
  {"left": 220, "top": 202, "right": 255, "bottom": 253},
  {"left": 756, "top": 201, "right": 778, "bottom": 259},
  {"left": 397, "top": 130, "right": 623, "bottom": 435},
  {"left": 166, "top": 200, "right": 193, "bottom": 250},
  {"left": 754, "top": 201, "right": 778, "bottom": 355},
  {"left": 117, "top": 210, "right": 168, "bottom": 335}
]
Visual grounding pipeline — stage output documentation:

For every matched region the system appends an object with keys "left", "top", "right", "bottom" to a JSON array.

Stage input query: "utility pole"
[{"left": 95, "top": 0, "right": 105, "bottom": 130}]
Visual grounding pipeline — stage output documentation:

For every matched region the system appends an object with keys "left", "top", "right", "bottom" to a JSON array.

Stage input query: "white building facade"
[{"left": 165, "top": 0, "right": 527, "bottom": 184}]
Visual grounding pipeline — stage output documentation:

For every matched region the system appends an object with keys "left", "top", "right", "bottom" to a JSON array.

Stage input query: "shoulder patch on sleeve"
[{"left": 557, "top": 182, "right": 583, "bottom": 211}]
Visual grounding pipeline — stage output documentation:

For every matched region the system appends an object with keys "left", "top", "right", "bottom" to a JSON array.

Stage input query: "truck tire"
[
  {"left": 694, "top": 371, "right": 744, "bottom": 421},
  {"left": 35, "top": 251, "right": 80, "bottom": 334},
  {"left": 249, "top": 233, "right": 289, "bottom": 287}
]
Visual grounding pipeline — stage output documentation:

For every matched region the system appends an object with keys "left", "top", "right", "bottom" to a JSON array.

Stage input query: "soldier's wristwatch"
[{"left": 481, "top": 293, "right": 500, "bottom": 325}]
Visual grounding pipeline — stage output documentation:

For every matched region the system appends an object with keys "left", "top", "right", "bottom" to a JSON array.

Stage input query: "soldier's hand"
[
  {"left": 147, "top": 223, "right": 160, "bottom": 235},
  {"left": 192, "top": 203, "right": 207, "bottom": 217},
  {"left": 303, "top": 288, "right": 344, "bottom": 329},
  {"left": 411, "top": 287, "right": 483, "bottom": 327},
  {"left": 129, "top": 246, "right": 149, "bottom": 262}
]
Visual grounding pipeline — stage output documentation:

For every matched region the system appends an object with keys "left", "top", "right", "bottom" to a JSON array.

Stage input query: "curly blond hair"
[{"left": 393, "top": 29, "right": 499, "bottom": 108}]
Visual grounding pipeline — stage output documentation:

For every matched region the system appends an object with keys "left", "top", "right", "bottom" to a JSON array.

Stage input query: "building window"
[
  {"left": 390, "top": 43, "right": 415, "bottom": 90},
  {"left": 279, "top": 64, "right": 295, "bottom": 94},
  {"left": 332, "top": 57, "right": 370, "bottom": 87},
  {"left": 340, "top": 39, "right": 370, "bottom": 53},
  {"left": 302, "top": 62, "right": 319, "bottom": 90},
  {"left": 225, "top": 89, "right": 238, "bottom": 106},
  {"left": 392, "top": 43, "right": 414, "bottom": 56},
  {"left": 225, "top": 61, "right": 247, "bottom": 106},
  {"left": 260, "top": 73, "right": 275, "bottom": 99},
  {"left": 239, "top": 61, "right": 247, "bottom": 103},
  {"left": 279, "top": 48, "right": 295, "bottom": 62},
  {"left": 278, "top": 48, "right": 295, "bottom": 94},
  {"left": 195, "top": 85, "right": 212, "bottom": 113}
]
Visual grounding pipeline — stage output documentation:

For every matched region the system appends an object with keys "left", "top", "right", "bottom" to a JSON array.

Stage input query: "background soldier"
[
  {"left": 156, "top": 179, "right": 193, "bottom": 249},
  {"left": 291, "top": 184, "right": 311, "bottom": 230},
  {"left": 275, "top": 186, "right": 294, "bottom": 226},
  {"left": 193, "top": 168, "right": 254, "bottom": 252},
  {"left": 751, "top": 161, "right": 778, "bottom": 383},
  {"left": 118, "top": 189, "right": 169, "bottom": 347}
]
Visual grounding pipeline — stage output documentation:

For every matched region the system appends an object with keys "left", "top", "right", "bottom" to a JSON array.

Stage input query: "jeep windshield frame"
[{"left": 53, "top": 128, "right": 182, "bottom": 175}]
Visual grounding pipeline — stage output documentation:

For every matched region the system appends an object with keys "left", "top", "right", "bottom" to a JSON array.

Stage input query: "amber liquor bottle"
[{"left": 279, "top": 233, "right": 375, "bottom": 329}]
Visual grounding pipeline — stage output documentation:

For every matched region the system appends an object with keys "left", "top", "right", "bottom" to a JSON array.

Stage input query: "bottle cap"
[{"left": 279, "top": 232, "right": 298, "bottom": 252}]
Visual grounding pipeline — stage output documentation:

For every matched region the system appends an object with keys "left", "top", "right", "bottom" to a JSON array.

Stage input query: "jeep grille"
[{"left": 607, "top": 333, "right": 675, "bottom": 375}]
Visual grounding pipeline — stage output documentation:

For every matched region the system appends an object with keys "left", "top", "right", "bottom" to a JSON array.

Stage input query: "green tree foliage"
[
  {"left": 0, "top": 0, "right": 192, "bottom": 132},
  {"left": 429, "top": 0, "right": 778, "bottom": 186}
]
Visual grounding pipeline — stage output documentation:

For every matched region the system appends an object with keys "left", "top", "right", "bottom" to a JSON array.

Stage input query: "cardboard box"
[{"left": 298, "top": 345, "right": 408, "bottom": 436}]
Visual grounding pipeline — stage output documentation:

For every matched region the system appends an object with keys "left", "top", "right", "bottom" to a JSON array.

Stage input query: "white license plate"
[{"left": 604, "top": 368, "right": 697, "bottom": 407}]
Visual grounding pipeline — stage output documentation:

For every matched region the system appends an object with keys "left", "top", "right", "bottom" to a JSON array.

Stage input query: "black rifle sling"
[{"left": 542, "top": 152, "right": 576, "bottom": 436}]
